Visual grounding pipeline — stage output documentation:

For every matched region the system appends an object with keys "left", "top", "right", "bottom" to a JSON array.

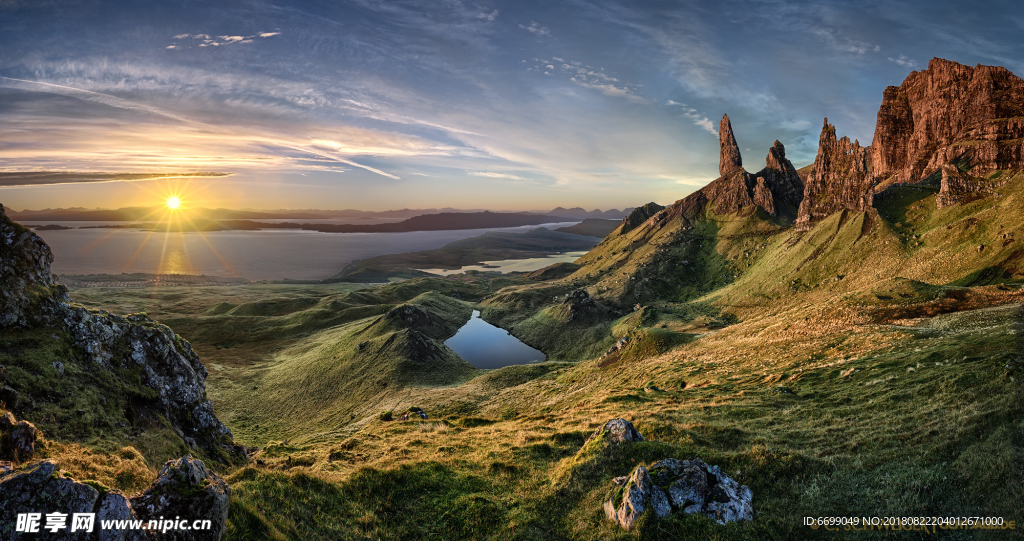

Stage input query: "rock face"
[
  {"left": 719, "top": 114, "right": 743, "bottom": 176},
  {"left": 131, "top": 456, "right": 231, "bottom": 541},
  {"left": 605, "top": 458, "right": 753, "bottom": 530},
  {"left": 872, "top": 58, "right": 1024, "bottom": 185},
  {"left": 0, "top": 457, "right": 228, "bottom": 541},
  {"left": 699, "top": 116, "right": 805, "bottom": 219},
  {"left": 0, "top": 204, "right": 242, "bottom": 463},
  {"left": 0, "top": 203, "right": 71, "bottom": 328},
  {"left": 936, "top": 163, "right": 994, "bottom": 208},
  {"left": 795, "top": 119, "right": 875, "bottom": 231}
]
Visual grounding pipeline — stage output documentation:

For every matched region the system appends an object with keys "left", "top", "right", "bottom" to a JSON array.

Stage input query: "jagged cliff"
[
  {"left": 872, "top": 58, "right": 1024, "bottom": 185},
  {"left": 0, "top": 203, "right": 244, "bottom": 464},
  {"left": 795, "top": 119, "right": 875, "bottom": 231}
]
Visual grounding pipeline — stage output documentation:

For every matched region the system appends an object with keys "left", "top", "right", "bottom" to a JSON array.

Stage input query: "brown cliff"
[
  {"left": 872, "top": 58, "right": 1024, "bottom": 184},
  {"left": 795, "top": 119, "right": 875, "bottom": 231},
  {"left": 719, "top": 114, "right": 743, "bottom": 176}
]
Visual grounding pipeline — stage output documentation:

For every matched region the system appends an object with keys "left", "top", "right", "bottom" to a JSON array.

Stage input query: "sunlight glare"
[{"left": 167, "top": 196, "right": 181, "bottom": 209}]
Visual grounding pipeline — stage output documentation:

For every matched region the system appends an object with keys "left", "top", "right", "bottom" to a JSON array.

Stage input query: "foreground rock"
[
  {"left": 131, "top": 456, "right": 231, "bottom": 541},
  {"left": 586, "top": 418, "right": 645, "bottom": 445},
  {"left": 0, "top": 456, "right": 228, "bottom": 541},
  {"left": 0, "top": 204, "right": 243, "bottom": 463},
  {"left": 604, "top": 458, "right": 753, "bottom": 529}
]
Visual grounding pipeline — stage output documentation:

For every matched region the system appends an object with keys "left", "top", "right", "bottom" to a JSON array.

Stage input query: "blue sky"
[{"left": 1, "top": 0, "right": 1022, "bottom": 211}]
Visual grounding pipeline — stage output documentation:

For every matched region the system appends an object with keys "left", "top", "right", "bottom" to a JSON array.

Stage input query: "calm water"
[
  {"left": 34, "top": 222, "right": 581, "bottom": 281},
  {"left": 445, "top": 310, "right": 545, "bottom": 369},
  {"left": 421, "top": 251, "right": 589, "bottom": 276}
]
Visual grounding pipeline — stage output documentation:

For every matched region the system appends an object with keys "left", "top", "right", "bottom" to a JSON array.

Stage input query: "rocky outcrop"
[
  {"left": 615, "top": 203, "right": 667, "bottom": 237},
  {"left": 0, "top": 456, "right": 229, "bottom": 541},
  {"left": 719, "top": 115, "right": 743, "bottom": 176},
  {"left": 751, "top": 141, "right": 805, "bottom": 216},
  {"left": 0, "top": 203, "right": 71, "bottom": 329},
  {"left": 936, "top": 163, "right": 997, "bottom": 208},
  {"left": 552, "top": 289, "right": 609, "bottom": 324},
  {"left": 605, "top": 458, "right": 753, "bottom": 530},
  {"left": 131, "top": 456, "right": 231, "bottom": 541},
  {"left": 795, "top": 119, "right": 875, "bottom": 231},
  {"left": 872, "top": 58, "right": 1024, "bottom": 185},
  {"left": 0, "top": 204, "right": 242, "bottom": 463},
  {"left": 585, "top": 418, "right": 645, "bottom": 445},
  {"left": 698, "top": 117, "right": 805, "bottom": 219}
]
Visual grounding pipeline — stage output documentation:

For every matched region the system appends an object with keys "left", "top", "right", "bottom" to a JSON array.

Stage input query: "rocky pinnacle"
[{"left": 719, "top": 114, "right": 743, "bottom": 176}]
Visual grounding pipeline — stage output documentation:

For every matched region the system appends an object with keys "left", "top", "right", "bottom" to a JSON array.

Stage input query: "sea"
[{"left": 32, "top": 221, "right": 584, "bottom": 281}]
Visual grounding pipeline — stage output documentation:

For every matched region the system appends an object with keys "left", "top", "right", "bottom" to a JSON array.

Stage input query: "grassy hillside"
[{"left": 23, "top": 169, "right": 1023, "bottom": 539}]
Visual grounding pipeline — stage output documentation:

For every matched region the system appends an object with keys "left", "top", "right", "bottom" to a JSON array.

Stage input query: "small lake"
[
  {"left": 422, "top": 251, "right": 589, "bottom": 276},
  {"left": 445, "top": 310, "right": 545, "bottom": 369}
]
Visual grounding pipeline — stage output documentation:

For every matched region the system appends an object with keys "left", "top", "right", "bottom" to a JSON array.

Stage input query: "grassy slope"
[{"left": 57, "top": 174, "right": 1024, "bottom": 539}]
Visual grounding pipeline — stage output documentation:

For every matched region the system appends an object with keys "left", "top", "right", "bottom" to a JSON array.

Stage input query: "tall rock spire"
[{"left": 719, "top": 114, "right": 743, "bottom": 176}]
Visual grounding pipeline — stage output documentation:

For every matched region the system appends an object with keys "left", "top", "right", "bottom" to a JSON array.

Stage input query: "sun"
[{"left": 166, "top": 196, "right": 181, "bottom": 209}]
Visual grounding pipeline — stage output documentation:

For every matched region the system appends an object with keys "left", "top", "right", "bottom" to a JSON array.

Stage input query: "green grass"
[{"left": 33, "top": 172, "right": 1024, "bottom": 538}]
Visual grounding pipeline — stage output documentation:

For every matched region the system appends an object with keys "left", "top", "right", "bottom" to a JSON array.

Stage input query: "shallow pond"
[{"left": 444, "top": 310, "right": 545, "bottom": 369}]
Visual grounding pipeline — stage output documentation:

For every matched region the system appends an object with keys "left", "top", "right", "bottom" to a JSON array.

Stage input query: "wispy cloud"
[
  {"left": 666, "top": 101, "right": 717, "bottom": 136},
  {"left": 813, "top": 27, "right": 880, "bottom": 55},
  {"left": 528, "top": 58, "right": 646, "bottom": 102},
  {"left": 518, "top": 21, "right": 551, "bottom": 37},
  {"left": 887, "top": 53, "right": 919, "bottom": 69},
  {"left": 166, "top": 31, "right": 280, "bottom": 49},
  {"left": 469, "top": 171, "right": 525, "bottom": 180}
]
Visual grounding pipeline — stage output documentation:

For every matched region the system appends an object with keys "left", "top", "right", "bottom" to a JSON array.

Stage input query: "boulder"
[
  {"left": 585, "top": 418, "right": 645, "bottom": 445},
  {"left": 0, "top": 460, "right": 101, "bottom": 540},
  {"left": 603, "top": 466, "right": 671, "bottom": 530},
  {"left": 130, "top": 455, "right": 230, "bottom": 541},
  {"left": 8, "top": 420, "right": 37, "bottom": 460},
  {"left": 605, "top": 457, "right": 753, "bottom": 529}
]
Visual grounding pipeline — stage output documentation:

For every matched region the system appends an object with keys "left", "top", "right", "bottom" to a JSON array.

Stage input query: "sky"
[{"left": 1, "top": 0, "right": 1022, "bottom": 212}]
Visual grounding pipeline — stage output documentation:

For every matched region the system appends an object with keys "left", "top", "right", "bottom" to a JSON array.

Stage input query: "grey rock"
[
  {"left": 131, "top": 455, "right": 230, "bottom": 541},
  {"left": 604, "top": 466, "right": 672, "bottom": 530},
  {"left": 97, "top": 491, "right": 148, "bottom": 541},
  {"left": 0, "top": 460, "right": 100, "bottom": 540},
  {"left": 586, "top": 418, "right": 645, "bottom": 445},
  {"left": 605, "top": 457, "right": 753, "bottom": 529}
]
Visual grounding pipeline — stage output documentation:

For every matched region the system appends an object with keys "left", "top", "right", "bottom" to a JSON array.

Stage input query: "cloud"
[
  {"left": 518, "top": 21, "right": 551, "bottom": 37},
  {"left": 476, "top": 9, "right": 498, "bottom": 22},
  {"left": 812, "top": 27, "right": 880, "bottom": 55},
  {"left": 0, "top": 171, "right": 232, "bottom": 187},
  {"left": 166, "top": 31, "right": 279, "bottom": 49},
  {"left": 666, "top": 101, "right": 717, "bottom": 136},
  {"left": 532, "top": 57, "right": 646, "bottom": 102},
  {"left": 887, "top": 54, "right": 919, "bottom": 69},
  {"left": 469, "top": 171, "right": 526, "bottom": 180}
]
